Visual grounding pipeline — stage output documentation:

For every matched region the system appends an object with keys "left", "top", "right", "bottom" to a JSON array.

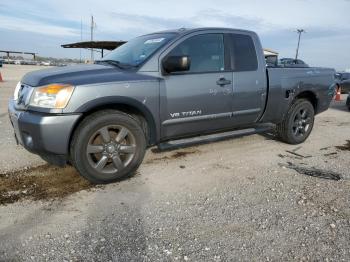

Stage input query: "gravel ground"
[{"left": 0, "top": 65, "right": 349, "bottom": 261}]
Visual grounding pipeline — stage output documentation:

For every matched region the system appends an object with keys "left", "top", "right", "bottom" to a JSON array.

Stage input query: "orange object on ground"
[{"left": 335, "top": 86, "right": 341, "bottom": 101}]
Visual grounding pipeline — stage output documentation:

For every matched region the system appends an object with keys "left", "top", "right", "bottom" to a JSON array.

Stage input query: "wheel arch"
[
  {"left": 69, "top": 97, "right": 158, "bottom": 150},
  {"left": 294, "top": 90, "right": 318, "bottom": 112}
]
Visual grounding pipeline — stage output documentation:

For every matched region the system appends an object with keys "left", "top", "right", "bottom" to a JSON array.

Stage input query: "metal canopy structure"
[
  {"left": 61, "top": 41, "right": 126, "bottom": 58},
  {"left": 263, "top": 48, "right": 279, "bottom": 57},
  {"left": 0, "top": 50, "right": 37, "bottom": 60}
]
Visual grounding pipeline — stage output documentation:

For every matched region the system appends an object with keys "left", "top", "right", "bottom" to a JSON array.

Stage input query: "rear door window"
[{"left": 229, "top": 34, "right": 258, "bottom": 71}]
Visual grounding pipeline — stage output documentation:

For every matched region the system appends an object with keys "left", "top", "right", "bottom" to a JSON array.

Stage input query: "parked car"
[
  {"left": 0, "top": 59, "right": 3, "bottom": 67},
  {"left": 8, "top": 27, "right": 335, "bottom": 184},
  {"left": 4, "top": 59, "right": 15, "bottom": 64},
  {"left": 279, "top": 58, "right": 309, "bottom": 68},
  {"left": 40, "top": 61, "right": 51, "bottom": 66},
  {"left": 21, "top": 60, "right": 37, "bottom": 65},
  {"left": 335, "top": 72, "right": 350, "bottom": 93},
  {"left": 346, "top": 94, "right": 350, "bottom": 111}
]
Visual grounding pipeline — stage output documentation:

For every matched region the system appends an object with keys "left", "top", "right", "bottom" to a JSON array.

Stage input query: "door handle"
[{"left": 216, "top": 78, "right": 232, "bottom": 87}]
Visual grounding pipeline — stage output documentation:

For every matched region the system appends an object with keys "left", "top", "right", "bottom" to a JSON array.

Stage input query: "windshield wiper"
[{"left": 95, "top": 60, "right": 136, "bottom": 69}]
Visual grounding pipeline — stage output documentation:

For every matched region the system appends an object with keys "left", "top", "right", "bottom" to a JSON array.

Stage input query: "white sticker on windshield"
[{"left": 144, "top": 38, "right": 165, "bottom": 44}]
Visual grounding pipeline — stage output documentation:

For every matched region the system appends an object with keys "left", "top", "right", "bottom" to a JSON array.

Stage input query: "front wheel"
[
  {"left": 276, "top": 99, "right": 315, "bottom": 144},
  {"left": 70, "top": 110, "right": 146, "bottom": 184}
]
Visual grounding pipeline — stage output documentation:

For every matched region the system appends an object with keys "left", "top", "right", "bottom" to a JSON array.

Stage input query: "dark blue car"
[
  {"left": 335, "top": 72, "right": 350, "bottom": 93},
  {"left": 279, "top": 58, "right": 309, "bottom": 68}
]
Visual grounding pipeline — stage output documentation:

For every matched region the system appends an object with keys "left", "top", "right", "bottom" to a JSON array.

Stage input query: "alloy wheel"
[
  {"left": 86, "top": 125, "right": 136, "bottom": 174},
  {"left": 292, "top": 107, "right": 312, "bottom": 138}
]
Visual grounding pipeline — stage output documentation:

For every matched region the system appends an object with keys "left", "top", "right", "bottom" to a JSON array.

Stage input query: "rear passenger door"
[{"left": 228, "top": 33, "right": 267, "bottom": 125}]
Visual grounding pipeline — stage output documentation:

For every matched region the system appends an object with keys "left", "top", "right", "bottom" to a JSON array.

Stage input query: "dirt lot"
[{"left": 0, "top": 65, "right": 349, "bottom": 261}]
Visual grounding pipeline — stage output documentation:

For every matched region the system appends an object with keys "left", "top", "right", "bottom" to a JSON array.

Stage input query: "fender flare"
[{"left": 75, "top": 96, "right": 158, "bottom": 145}]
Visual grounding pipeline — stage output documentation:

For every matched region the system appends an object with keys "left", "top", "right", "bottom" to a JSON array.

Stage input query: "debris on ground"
[
  {"left": 0, "top": 165, "right": 94, "bottom": 205},
  {"left": 145, "top": 150, "right": 200, "bottom": 164},
  {"left": 336, "top": 140, "right": 350, "bottom": 151},
  {"left": 285, "top": 150, "right": 312, "bottom": 158},
  {"left": 284, "top": 162, "right": 342, "bottom": 181},
  {"left": 324, "top": 152, "right": 338, "bottom": 157},
  {"left": 171, "top": 150, "right": 199, "bottom": 159},
  {"left": 291, "top": 146, "right": 302, "bottom": 152}
]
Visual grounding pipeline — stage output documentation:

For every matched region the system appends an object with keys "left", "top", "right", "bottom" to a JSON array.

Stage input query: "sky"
[{"left": 0, "top": 0, "right": 349, "bottom": 70}]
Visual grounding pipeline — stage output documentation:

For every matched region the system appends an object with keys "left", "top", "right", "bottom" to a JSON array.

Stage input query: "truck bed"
[{"left": 261, "top": 67, "right": 335, "bottom": 123}]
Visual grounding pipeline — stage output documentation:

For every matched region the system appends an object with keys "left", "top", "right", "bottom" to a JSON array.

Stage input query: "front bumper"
[{"left": 8, "top": 99, "right": 81, "bottom": 159}]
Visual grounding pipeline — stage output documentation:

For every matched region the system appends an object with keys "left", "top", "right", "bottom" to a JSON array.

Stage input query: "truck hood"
[{"left": 21, "top": 64, "right": 158, "bottom": 87}]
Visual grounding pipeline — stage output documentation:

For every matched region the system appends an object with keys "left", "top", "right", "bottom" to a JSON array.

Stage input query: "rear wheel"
[
  {"left": 70, "top": 110, "right": 146, "bottom": 184},
  {"left": 276, "top": 99, "right": 315, "bottom": 144}
]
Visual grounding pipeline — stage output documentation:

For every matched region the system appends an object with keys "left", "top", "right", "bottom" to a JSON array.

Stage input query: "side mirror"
[{"left": 162, "top": 56, "right": 191, "bottom": 74}]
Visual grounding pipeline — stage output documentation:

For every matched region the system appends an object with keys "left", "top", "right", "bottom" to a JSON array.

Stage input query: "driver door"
[{"left": 159, "top": 33, "right": 234, "bottom": 140}]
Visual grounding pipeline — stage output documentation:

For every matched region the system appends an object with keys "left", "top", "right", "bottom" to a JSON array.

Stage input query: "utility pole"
[
  {"left": 80, "top": 18, "right": 82, "bottom": 63},
  {"left": 90, "top": 15, "right": 95, "bottom": 62},
  {"left": 295, "top": 29, "right": 305, "bottom": 60}
]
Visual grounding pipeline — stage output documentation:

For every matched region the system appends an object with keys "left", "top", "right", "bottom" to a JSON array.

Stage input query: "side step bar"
[{"left": 157, "top": 124, "right": 275, "bottom": 151}]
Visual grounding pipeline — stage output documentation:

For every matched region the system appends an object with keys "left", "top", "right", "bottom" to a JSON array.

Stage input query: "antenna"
[{"left": 295, "top": 29, "right": 306, "bottom": 60}]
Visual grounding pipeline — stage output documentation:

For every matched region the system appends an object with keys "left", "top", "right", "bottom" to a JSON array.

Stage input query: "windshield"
[{"left": 101, "top": 33, "right": 177, "bottom": 67}]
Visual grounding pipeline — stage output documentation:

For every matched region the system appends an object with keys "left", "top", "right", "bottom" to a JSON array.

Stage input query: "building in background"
[
  {"left": 264, "top": 48, "right": 279, "bottom": 67},
  {"left": 263, "top": 48, "right": 279, "bottom": 57}
]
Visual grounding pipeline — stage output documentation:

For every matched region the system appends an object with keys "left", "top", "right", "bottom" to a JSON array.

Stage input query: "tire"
[
  {"left": 70, "top": 110, "right": 146, "bottom": 184},
  {"left": 276, "top": 99, "right": 315, "bottom": 144}
]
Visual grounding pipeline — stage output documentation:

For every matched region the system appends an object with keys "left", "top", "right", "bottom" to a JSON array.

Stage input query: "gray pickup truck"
[{"left": 8, "top": 28, "right": 335, "bottom": 183}]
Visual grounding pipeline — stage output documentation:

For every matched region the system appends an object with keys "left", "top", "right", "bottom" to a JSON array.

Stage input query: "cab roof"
[{"left": 146, "top": 27, "right": 255, "bottom": 36}]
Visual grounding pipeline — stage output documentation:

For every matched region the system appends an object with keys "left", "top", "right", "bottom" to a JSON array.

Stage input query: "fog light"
[{"left": 22, "top": 133, "right": 34, "bottom": 149}]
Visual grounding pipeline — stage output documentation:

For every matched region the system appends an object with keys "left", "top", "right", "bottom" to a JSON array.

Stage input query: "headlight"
[
  {"left": 29, "top": 84, "right": 75, "bottom": 109},
  {"left": 14, "top": 81, "right": 22, "bottom": 100}
]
